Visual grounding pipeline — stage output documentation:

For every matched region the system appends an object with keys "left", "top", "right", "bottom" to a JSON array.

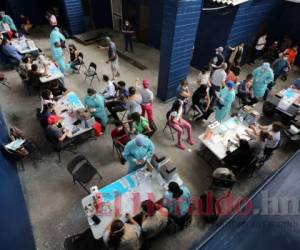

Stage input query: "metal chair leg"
[{"left": 20, "top": 159, "right": 25, "bottom": 171}]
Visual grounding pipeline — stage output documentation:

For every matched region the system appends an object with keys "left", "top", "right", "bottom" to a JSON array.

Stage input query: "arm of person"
[
  {"left": 143, "top": 140, "right": 155, "bottom": 161},
  {"left": 58, "top": 131, "right": 68, "bottom": 142},
  {"left": 204, "top": 95, "right": 211, "bottom": 112},
  {"left": 126, "top": 213, "right": 139, "bottom": 226},
  {"left": 97, "top": 45, "right": 108, "bottom": 51}
]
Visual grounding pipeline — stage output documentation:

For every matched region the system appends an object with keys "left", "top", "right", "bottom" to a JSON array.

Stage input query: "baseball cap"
[
  {"left": 48, "top": 115, "right": 59, "bottom": 125},
  {"left": 143, "top": 79, "right": 150, "bottom": 88}
]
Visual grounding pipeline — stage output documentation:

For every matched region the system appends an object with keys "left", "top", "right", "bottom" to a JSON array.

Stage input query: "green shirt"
[{"left": 135, "top": 117, "right": 149, "bottom": 133}]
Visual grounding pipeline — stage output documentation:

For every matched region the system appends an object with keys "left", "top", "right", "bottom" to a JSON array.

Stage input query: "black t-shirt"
[{"left": 46, "top": 125, "right": 63, "bottom": 143}]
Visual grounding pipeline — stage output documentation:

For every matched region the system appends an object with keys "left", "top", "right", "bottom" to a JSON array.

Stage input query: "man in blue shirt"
[{"left": 0, "top": 38, "right": 23, "bottom": 64}]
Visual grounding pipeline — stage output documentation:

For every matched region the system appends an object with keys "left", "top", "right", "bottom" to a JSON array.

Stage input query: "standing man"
[
  {"left": 98, "top": 37, "right": 120, "bottom": 80},
  {"left": 252, "top": 62, "right": 274, "bottom": 100},
  {"left": 122, "top": 19, "right": 134, "bottom": 53},
  {"left": 250, "top": 33, "right": 267, "bottom": 64},
  {"left": 210, "top": 47, "right": 225, "bottom": 70},
  {"left": 0, "top": 11, "right": 17, "bottom": 34}
]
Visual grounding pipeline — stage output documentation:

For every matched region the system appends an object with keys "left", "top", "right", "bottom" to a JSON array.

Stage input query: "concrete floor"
[{"left": 1, "top": 28, "right": 299, "bottom": 250}]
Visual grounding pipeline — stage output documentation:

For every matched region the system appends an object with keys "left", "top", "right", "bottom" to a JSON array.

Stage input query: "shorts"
[{"left": 111, "top": 57, "right": 119, "bottom": 73}]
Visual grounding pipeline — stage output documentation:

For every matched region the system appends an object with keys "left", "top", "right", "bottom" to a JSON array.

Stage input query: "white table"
[
  {"left": 81, "top": 167, "right": 183, "bottom": 239},
  {"left": 198, "top": 117, "right": 251, "bottom": 160},
  {"left": 55, "top": 92, "right": 92, "bottom": 138},
  {"left": 277, "top": 87, "right": 300, "bottom": 111},
  {"left": 0, "top": 23, "right": 10, "bottom": 34},
  {"left": 39, "top": 61, "right": 64, "bottom": 83},
  {"left": 11, "top": 38, "right": 38, "bottom": 54}
]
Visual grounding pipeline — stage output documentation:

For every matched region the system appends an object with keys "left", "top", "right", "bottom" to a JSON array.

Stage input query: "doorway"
[
  {"left": 80, "top": 0, "right": 94, "bottom": 30},
  {"left": 111, "top": 0, "right": 123, "bottom": 31}
]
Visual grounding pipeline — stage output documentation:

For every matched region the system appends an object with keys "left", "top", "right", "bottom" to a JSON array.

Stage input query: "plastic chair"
[
  {"left": 84, "top": 62, "right": 100, "bottom": 87},
  {"left": 67, "top": 155, "right": 102, "bottom": 194}
]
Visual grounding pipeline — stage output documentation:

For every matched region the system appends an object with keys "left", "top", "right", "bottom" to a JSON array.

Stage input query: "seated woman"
[
  {"left": 224, "top": 138, "right": 254, "bottom": 170},
  {"left": 20, "top": 14, "right": 32, "bottom": 34},
  {"left": 226, "top": 65, "right": 240, "bottom": 84},
  {"left": 192, "top": 84, "right": 212, "bottom": 120},
  {"left": 0, "top": 37, "right": 23, "bottom": 65},
  {"left": 28, "top": 63, "right": 47, "bottom": 90},
  {"left": 68, "top": 44, "right": 82, "bottom": 71},
  {"left": 197, "top": 65, "right": 211, "bottom": 87},
  {"left": 130, "top": 112, "right": 152, "bottom": 135},
  {"left": 40, "top": 103, "right": 55, "bottom": 128},
  {"left": 140, "top": 200, "right": 168, "bottom": 239},
  {"left": 103, "top": 215, "right": 142, "bottom": 250},
  {"left": 167, "top": 100, "right": 194, "bottom": 150},
  {"left": 22, "top": 56, "right": 33, "bottom": 71},
  {"left": 248, "top": 130, "right": 269, "bottom": 164},
  {"left": 9, "top": 126, "right": 33, "bottom": 156},
  {"left": 84, "top": 88, "right": 108, "bottom": 129},
  {"left": 162, "top": 182, "right": 192, "bottom": 228},
  {"left": 237, "top": 73, "right": 257, "bottom": 105}
]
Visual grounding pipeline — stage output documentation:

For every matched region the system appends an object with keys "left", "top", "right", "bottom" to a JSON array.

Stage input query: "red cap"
[
  {"left": 48, "top": 115, "right": 59, "bottom": 125},
  {"left": 143, "top": 79, "right": 150, "bottom": 88}
]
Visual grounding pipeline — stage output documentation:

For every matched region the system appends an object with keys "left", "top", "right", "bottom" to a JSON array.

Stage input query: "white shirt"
[
  {"left": 266, "top": 125, "right": 280, "bottom": 149},
  {"left": 211, "top": 69, "right": 227, "bottom": 87},
  {"left": 255, "top": 36, "right": 267, "bottom": 50},
  {"left": 103, "top": 80, "right": 116, "bottom": 98},
  {"left": 137, "top": 87, "right": 153, "bottom": 104},
  {"left": 197, "top": 72, "right": 210, "bottom": 85},
  {"left": 170, "top": 106, "right": 183, "bottom": 122}
]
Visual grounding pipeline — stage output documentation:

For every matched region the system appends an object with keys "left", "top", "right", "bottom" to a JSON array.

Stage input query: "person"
[
  {"left": 284, "top": 45, "right": 298, "bottom": 67},
  {"left": 293, "top": 78, "right": 300, "bottom": 90},
  {"left": 176, "top": 80, "right": 191, "bottom": 114},
  {"left": 46, "top": 115, "right": 70, "bottom": 145},
  {"left": 122, "top": 19, "right": 134, "bottom": 53},
  {"left": 210, "top": 63, "right": 227, "bottom": 106},
  {"left": 9, "top": 127, "right": 33, "bottom": 156},
  {"left": 215, "top": 81, "right": 236, "bottom": 123},
  {"left": 279, "top": 35, "right": 292, "bottom": 52},
  {"left": 52, "top": 42, "right": 66, "bottom": 73},
  {"left": 162, "top": 182, "right": 191, "bottom": 227},
  {"left": 102, "top": 74, "right": 116, "bottom": 100},
  {"left": 20, "top": 14, "right": 32, "bottom": 33},
  {"left": 40, "top": 89, "right": 55, "bottom": 111},
  {"left": 98, "top": 37, "right": 120, "bottom": 79},
  {"left": 28, "top": 63, "right": 47, "bottom": 90},
  {"left": 272, "top": 54, "right": 291, "bottom": 82},
  {"left": 111, "top": 120, "right": 130, "bottom": 148},
  {"left": 49, "top": 27, "right": 66, "bottom": 56},
  {"left": 23, "top": 56, "right": 33, "bottom": 71},
  {"left": 130, "top": 112, "right": 152, "bottom": 135},
  {"left": 46, "top": 11, "right": 58, "bottom": 27},
  {"left": 50, "top": 81, "right": 67, "bottom": 98},
  {"left": 0, "top": 11, "right": 17, "bottom": 33},
  {"left": 168, "top": 100, "right": 194, "bottom": 150},
  {"left": 123, "top": 134, "right": 155, "bottom": 173},
  {"left": 136, "top": 79, "right": 154, "bottom": 123},
  {"left": 140, "top": 200, "right": 168, "bottom": 239},
  {"left": 228, "top": 43, "right": 244, "bottom": 67},
  {"left": 103, "top": 215, "right": 142, "bottom": 250},
  {"left": 265, "top": 41, "right": 279, "bottom": 63},
  {"left": 261, "top": 122, "right": 282, "bottom": 161},
  {"left": 192, "top": 84, "right": 212, "bottom": 120},
  {"left": 197, "top": 65, "right": 211, "bottom": 87},
  {"left": 224, "top": 139, "right": 254, "bottom": 169},
  {"left": 106, "top": 81, "right": 129, "bottom": 121},
  {"left": 0, "top": 37, "right": 23, "bottom": 64},
  {"left": 252, "top": 62, "right": 274, "bottom": 99},
  {"left": 84, "top": 88, "right": 108, "bottom": 128},
  {"left": 126, "top": 86, "right": 142, "bottom": 121},
  {"left": 226, "top": 65, "right": 240, "bottom": 84},
  {"left": 40, "top": 103, "right": 55, "bottom": 128},
  {"left": 68, "top": 44, "right": 79, "bottom": 63},
  {"left": 210, "top": 47, "right": 225, "bottom": 70},
  {"left": 237, "top": 74, "right": 257, "bottom": 105},
  {"left": 247, "top": 129, "right": 269, "bottom": 164},
  {"left": 250, "top": 33, "right": 267, "bottom": 64}
]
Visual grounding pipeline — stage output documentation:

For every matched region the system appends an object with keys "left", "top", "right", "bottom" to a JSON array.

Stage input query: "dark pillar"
[{"left": 157, "top": 0, "right": 203, "bottom": 101}]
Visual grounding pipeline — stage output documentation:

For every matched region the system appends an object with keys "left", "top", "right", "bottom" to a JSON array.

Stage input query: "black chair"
[
  {"left": 162, "top": 120, "right": 176, "bottom": 141},
  {"left": 64, "top": 228, "right": 104, "bottom": 250},
  {"left": 67, "top": 155, "right": 102, "bottom": 194},
  {"left": 190, "top": 104, "right": 203, "bottom": 121},
  {"left": 231, "top": 157, "right": 258, "bottom": 178},
  {"left": 84, "top": 62, "right": 100, "bottom": 87}
]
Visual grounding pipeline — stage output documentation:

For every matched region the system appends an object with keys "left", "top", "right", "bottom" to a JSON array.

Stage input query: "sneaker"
[
  {"left": 187, "top": 139, "right": 194, "bottom": 145},
  {"left": 177, "top": 143, "right": 185, "bottom": 150}
]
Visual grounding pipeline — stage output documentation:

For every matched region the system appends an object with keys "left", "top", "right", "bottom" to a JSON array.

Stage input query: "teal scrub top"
[
  {"left": 84, "top": 94, "right": 108, "bottom": 126},
  {"left": 163, "top": 186, "right": 191, "bottom": 217},
  {"left": 123, "top": 135, "right": 155, "bottom": 173},
  {"left": 252, "top": 67, "right": 274, "bottom": 98},
  {"left": 215, "top": 87, "right": 236, "bottom": 123},
  {"left": 2, "top": 15, "right": 17, "bottom": 31}
]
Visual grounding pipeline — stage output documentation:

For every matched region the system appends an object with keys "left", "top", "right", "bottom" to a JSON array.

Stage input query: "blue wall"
[
  {"left": 226, "top": 0, "right": 280, "bottom": 47},
  {"left": 63, "top": 0, "right": 85, "bottom": 35}
]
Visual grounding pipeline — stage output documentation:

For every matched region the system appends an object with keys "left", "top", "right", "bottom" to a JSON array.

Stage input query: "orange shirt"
[
  {"left": 286, "top": 48, "right": 298, "bottom": 65},
  {"left": 226, "top": 71, "right": 238, "bottom": 83}
]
